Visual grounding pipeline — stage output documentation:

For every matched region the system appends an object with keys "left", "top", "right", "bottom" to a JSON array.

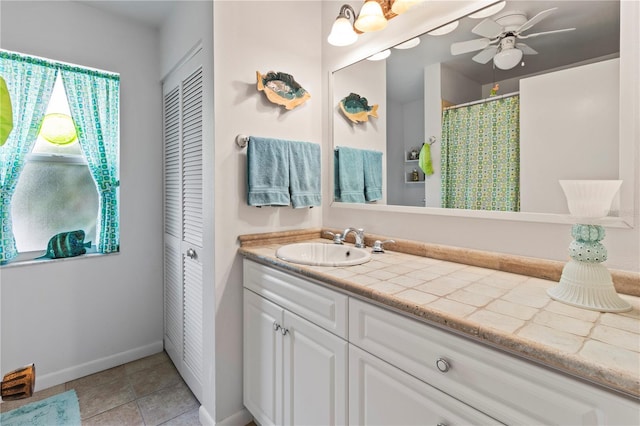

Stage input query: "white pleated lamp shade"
[{"left": 560, "top": 180, "right": 622, "bottom": 221}]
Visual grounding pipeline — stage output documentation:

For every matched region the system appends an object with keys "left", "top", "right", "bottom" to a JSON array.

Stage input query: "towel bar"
[{"left": 236, "top": 134, "right": 250, "bottom": 148}]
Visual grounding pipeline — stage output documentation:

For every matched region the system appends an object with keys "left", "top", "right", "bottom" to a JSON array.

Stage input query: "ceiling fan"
[{"left": 451, "top": 7, "right": 575, "bottom": 70}]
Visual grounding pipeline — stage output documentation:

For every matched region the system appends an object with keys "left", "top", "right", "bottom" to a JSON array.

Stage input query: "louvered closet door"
[{"left": 163, "top": 51, "right": 204, "bottom": 402}]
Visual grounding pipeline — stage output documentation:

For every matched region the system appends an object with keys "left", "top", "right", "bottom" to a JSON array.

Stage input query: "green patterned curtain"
[
  {"left": 61, "top": 69, "right": 120, "bottom": 253},
  {"left": 0, "top": 51, "right": 57, "bottom": 263},
  {"left": 441, "top": 95, "right": 520, "bottom": 211}
]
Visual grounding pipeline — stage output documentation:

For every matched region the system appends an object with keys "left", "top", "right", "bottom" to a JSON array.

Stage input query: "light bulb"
[
  {"left": 355, "top": 1, "right": 387, "bottom": 32},
  {"left": 328, "top": 16, "right": 358, "bottom": 46}
]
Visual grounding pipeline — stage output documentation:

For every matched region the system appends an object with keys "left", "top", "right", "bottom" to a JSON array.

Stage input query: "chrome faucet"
[{"left": 342, "top": 228, "right": 365, "bottom": 248}]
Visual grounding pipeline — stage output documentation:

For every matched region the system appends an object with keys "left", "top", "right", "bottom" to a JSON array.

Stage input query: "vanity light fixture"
[
  {"left": 468, "top": 1, "right": 506, "bottom": 19},
  {"left": 327, "top": 0, "right": 424, "bottom": 47}
]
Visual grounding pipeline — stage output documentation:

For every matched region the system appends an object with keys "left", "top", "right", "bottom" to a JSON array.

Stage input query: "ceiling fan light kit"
[
  {"left": 450, "top": 6, "right": 575, "bottom": 70},
  {"left": 494, "top": 45, "right": 523, "bottom": 70}
]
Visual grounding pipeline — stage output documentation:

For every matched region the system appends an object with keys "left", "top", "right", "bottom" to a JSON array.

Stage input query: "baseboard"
[
  {"left": 35, "top": 340, "right": 164, "bottom": 391},
  {"left": 200, "top": 405, "right": 252, "bottom": 426}
]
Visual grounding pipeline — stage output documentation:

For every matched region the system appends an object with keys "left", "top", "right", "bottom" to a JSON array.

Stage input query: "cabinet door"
[
  {"left": 283, "top": 311, "right": 348, "bottom": 426},
  {"left": 244, "top": 290, "right": 284, "bottom": 426},
  {"left": 349, "top": 345, "right": 502, "bottom": 426}
]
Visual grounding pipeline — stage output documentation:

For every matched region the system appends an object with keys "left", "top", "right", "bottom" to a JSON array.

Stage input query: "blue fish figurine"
[{"left": 37, "top": 230, "right": 91, "bottom": 259}]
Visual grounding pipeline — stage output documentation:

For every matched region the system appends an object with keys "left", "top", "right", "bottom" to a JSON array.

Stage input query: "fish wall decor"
[
  {"left": 339, "top": 93, "right": 379, "bottom": 123},
  {"left": 37, "top": 230, "right": 91, "bottom": 259},
  {"left": 256, "top": 71, "right": 311, "bottom": 110}
]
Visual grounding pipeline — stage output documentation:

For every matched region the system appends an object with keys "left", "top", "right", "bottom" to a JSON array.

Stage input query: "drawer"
[
  {"left": 349, "top": 298, "right": 636, "bottom": 425},
  {"left": 243, "top": 260, "right": 348, "bottom": 339},
  {"left": 349, "top": 344, "right": 502, "bottom": 426}
]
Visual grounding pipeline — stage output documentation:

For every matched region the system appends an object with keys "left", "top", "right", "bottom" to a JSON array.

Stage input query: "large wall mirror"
[{"left": 331, "top": 0, "right": 635, "bottom": 225}]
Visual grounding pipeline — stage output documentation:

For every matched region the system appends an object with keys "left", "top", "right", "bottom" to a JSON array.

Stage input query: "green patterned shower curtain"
[{"left": 441, "top": 95, "right": 520, "bottom": 211}]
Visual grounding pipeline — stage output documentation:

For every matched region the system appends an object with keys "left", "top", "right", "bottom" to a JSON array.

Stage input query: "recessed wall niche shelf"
[
  {"left": 404, "top": 150, "right": 424, "bottom": 183},
  {"left": 405, "top": 170, "right": 425, "bottom": 183}
]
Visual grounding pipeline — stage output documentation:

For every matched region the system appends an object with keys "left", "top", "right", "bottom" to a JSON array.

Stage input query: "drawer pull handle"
[
  {"left": 437, "top": 423, "right": 447, "bottom": 426},
  {"left": 273, "top": 321, "right": 281, "bottom": 332},
  {"left": 281, "top": 327, "right": 289, "bottom": 336},
  {"left": 436, "top": 358, "right": 451, "bottom": 373}
]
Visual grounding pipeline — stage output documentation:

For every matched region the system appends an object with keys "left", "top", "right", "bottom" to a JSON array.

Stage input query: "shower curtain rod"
[{"left": 444, "top": 91, "right": 519, "bottom": 111}]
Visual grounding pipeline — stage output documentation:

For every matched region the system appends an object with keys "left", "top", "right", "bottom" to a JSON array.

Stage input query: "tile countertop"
[{"left": 238, "top": 228, "right": 640, "bottom": 400}]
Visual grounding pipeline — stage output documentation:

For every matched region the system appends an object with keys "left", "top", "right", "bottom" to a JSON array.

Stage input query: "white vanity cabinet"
[
  {"left": 243, "top": 260, "right": 639, "bottom": 426},
  {"left": 349, "top": 298, "right": 639, "bottom": 426},
  {"left": 243, "top": 261, "right": 348, "bottom": 426}
]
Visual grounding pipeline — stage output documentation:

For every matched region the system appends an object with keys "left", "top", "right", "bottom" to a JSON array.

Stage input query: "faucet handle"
[
  {"left": 371, "top": 239, "right": 395, "bottom": 253},
  {"left": 323, "top": 230, "right": 344, "bottom": 244}
]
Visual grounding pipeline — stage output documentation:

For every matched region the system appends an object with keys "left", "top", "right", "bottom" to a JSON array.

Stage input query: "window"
[{"left": 0, "top": 50, "right": 120, "bottom": 264}]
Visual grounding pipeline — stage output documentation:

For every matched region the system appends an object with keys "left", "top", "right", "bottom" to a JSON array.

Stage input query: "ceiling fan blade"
[
  {"left": 450, "top": 38, "right": 493, "bottom": 55},
  {"left": 472, "top": 46, "right": 499, "bottom": 64},
  {"left": 518, "top": 27, "right": 576, "bottom": 39},
  {"left": 516, "top": 7, "right": 557, "bottom": 34},
  {"left": 516, "top": 43, "right": 538, "bottom": 55},
  {"left": 471, "top": 18, "right": 504, "bottom": 39}
]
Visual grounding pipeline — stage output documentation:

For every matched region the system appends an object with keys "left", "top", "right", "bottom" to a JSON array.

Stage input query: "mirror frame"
[{"left": 328, "top": 0, "right": 637, "bottom": 229}]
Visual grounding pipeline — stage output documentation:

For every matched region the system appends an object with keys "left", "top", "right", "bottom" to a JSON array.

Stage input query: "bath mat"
[{"left": 0, "top": 390, "right": 80, "bottom": 426}]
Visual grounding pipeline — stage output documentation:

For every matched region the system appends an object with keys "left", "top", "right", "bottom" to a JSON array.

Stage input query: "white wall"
[
  {"left": 0, "top": 1, "right": 163, "bottom": 390},
  {"left": 387, "top": 98, "right": 404, "bottom": 205},
  {"left": 213, "top": 1, "right": 323, "bottom": 422},
  {"left": 440, "top": 63, "right": 482, "bottom": 105},
  {"left": 520, "top": 59, "right": 620, "bottom": 214},
  {"left": 424, "top": 63, "right": 442, "bottom": 208},
  {"left": 387, "top": 97, "right": 426, "bottom": 207},
  {"left": 323, "top": 0, "right": 639, "bottom": 273}
]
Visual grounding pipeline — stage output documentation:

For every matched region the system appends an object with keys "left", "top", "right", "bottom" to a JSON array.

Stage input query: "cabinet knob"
[
  {"left": 436, "top": 358, "right": 451, "bottom": 373},
  {"left": 273, "top": 321, "right": 281, "bottom": 332},
  {"left": 281, "top": 327, "right": 289, "bottom": 336}
]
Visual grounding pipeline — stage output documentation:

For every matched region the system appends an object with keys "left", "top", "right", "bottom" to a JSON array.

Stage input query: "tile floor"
[{"left": 1, "top": 351, "right": 201, "bottom": 425}]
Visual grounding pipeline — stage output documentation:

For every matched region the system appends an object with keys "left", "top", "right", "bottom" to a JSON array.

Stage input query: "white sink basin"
[{"left": 275, "top": 243, "right": 371, "bottom": 267}]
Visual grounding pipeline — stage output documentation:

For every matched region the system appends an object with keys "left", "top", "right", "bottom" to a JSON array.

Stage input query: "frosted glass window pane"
[{"left": 11, "top": 161, "right": 98, "bottom": 253}]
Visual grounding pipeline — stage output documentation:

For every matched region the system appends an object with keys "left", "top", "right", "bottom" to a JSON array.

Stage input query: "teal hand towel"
[
  {"left": 247, "top": 136, "right": 290, "bottom": 206},
  {"left": 419, "top": 143, "right": 434, "bottom": 176},
  {"left": 363, "top": 149, "right": 383, "bottom": 201},
  {"left": 289, "top": 140, "right": 321, "bottom": 208},
  {"left": 334, "top": 147, "right": 365, "bottom": 203}
]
